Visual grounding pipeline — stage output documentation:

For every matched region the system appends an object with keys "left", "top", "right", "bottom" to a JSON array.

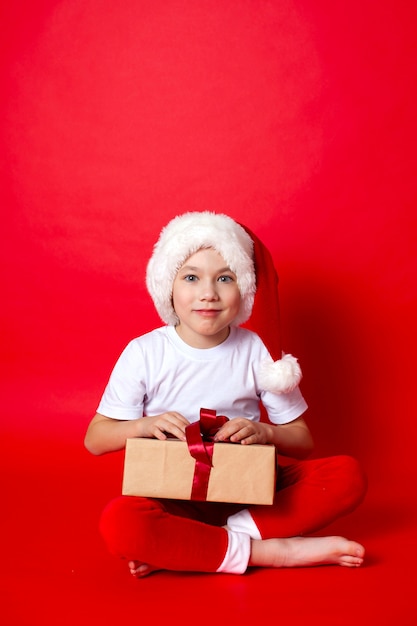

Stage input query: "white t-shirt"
[{"left": 97, "top": 325, "right": 307, "bottom": 425}]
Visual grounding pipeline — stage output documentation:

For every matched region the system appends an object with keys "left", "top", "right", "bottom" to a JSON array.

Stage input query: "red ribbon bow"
[{"left": 185, "top": 408, "right": 229, "bottom": 501}]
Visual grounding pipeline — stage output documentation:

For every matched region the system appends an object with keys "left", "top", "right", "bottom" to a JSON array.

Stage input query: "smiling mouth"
[{"left": 194, "top": 309, "right": 221, "bottom": 315}]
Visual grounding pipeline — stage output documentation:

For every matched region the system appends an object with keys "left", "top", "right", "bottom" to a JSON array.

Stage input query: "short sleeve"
[{"left": 96, "top": 340, "right": 147, "bottom": 420}]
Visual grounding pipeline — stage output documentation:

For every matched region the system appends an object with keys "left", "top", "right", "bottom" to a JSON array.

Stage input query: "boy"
[{"left": 85, "top": 212, "right": 366, "bottom": 576}]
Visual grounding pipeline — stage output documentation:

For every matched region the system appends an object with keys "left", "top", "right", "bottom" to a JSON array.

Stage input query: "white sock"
[
  {"left": 225, "top": 508, "right": 262, "bottom": 540},
  {"left": 216, "top": 530, "right": 251, "bottom": 574}
]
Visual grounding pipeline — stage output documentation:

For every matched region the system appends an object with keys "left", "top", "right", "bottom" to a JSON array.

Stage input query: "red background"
[{"left": 1, "top": 1, "right": 416, "bottom": 624}]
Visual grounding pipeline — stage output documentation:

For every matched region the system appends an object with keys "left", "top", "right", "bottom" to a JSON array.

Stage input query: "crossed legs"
[{"left": 99, "top": 455, "right": 367, "bottom": 576}]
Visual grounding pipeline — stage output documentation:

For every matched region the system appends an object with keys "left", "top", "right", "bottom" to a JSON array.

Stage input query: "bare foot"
[
  {"left": 249, "top": 536, "right": 365, "bottom": 569},
  {"left": 128, "top": 560, "right": 161, "bottom": 578}
]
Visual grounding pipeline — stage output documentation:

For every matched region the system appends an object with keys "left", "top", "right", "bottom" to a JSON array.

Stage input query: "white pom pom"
[{"left": 258, "top": 353, "right": 302, "bottom": 394}]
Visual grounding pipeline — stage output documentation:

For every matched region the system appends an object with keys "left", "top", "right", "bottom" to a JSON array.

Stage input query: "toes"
[
  {"left": 340, "top": 555, "right": 364, "bottom": 567},
  {"left": 128, "top": 560, "right": 139, "bottom": 575},
  {"left": 127, "top": 560, "right": 156, "bottom": 578},
  {"left": 128, "top": 560, "right": 148, "bottom": 577}
]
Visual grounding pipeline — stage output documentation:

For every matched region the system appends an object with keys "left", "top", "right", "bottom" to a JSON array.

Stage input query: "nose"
[{"left": 199, "top": 279, "right": 219, "bottom": 300}]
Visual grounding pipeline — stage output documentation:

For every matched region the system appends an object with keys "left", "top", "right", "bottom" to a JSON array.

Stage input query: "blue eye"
[
  {"left": 218, "top": 275, "right": 234, "bottom": 282},
  {"left": 184, "top": 274, "right": 198, "bottom": 282}
]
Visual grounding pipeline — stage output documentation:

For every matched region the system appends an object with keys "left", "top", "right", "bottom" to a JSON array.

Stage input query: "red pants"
[{"left": 99, "top": 455, "right": 367, "bottom": 573}]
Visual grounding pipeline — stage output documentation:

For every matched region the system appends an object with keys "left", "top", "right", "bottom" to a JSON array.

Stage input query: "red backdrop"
[{"left": 1, "top": 2, "right": 416, "bottom": 616}]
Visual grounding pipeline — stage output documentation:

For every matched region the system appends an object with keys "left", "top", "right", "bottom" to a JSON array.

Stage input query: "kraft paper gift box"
[{"left": 122, "top": 437, "right": 276, "bottom": 505}]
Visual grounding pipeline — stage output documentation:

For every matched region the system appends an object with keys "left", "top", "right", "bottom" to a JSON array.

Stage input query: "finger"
[
  {"left": 159, "top": 420, "right": 187, "bottom": 441},
  {"left": 167, "top": 412, "right": 190, "bottom": 428},
  {"left": 239, "top": 434, "right": 258, "bottom": 445},
  {"left": 215, "top": 421, "right": 248, "bottom": 442},
  {"left": 229, "top": 427, "right": 253, "bottom": 443},
  {"left": 152, "top": 428, "right": 168, "bottom": 441},
  {"left": 213, "top": 423, "right": 234, "bottom": 441}
]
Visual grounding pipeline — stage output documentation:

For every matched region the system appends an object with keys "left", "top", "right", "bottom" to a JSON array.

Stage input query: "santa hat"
[{"left": 146, "top": 211, "right": 301, "bottom": 394}]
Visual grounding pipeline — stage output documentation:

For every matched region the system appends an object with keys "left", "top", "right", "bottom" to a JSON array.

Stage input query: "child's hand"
[
  {"left": 213, "top": 418, "right": 273, "bottom": 445},
  {"left": 138, "top": 412, "right": 190, "bottom": 442}
]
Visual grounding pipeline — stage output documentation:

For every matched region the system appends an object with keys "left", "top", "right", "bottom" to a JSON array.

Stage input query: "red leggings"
[{"left": 99, "top": 455, "right": 367, "bottom": 573}]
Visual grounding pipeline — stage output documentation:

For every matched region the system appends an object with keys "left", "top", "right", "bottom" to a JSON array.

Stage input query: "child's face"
[{"left": 172, "top": 248, "right": 241, "bottom": 348}]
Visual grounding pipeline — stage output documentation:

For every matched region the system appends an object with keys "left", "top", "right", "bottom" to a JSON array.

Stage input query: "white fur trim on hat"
[
  {"left": 258, "top": 353, "right": 302, "bottom": 394},
  {"left": 146, "top": 212, "right": 256, "bottom": 326}
]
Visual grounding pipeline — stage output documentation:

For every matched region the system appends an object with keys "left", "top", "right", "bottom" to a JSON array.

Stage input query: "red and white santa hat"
[{"left": 146, "top": 211, "right": 301, "bottom": 394}]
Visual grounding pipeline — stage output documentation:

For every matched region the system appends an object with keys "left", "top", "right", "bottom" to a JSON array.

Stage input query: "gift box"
[{"left": 122, "top": 409, "right": 276, "bottom": 505}]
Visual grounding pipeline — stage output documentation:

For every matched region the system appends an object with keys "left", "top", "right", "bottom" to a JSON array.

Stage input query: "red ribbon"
[{"left": 185, "top": 408, "right": 229, "bottom": 501}]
